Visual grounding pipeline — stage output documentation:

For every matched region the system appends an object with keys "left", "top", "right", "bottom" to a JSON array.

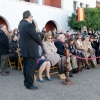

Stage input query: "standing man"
[
  {"left": 19, "top": 10, "right": 42, "bottom": 90},
  {"left": 0, "top": 24, "right": 9, "bottom": 76}
]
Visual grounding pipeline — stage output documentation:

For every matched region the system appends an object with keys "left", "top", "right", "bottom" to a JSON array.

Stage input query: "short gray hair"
[{"left": 57, "top": 34, "right": 65, "bottom": 40}]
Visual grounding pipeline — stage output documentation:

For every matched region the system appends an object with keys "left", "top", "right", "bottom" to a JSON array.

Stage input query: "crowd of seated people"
[
  {"left": 37, "top": 26, "right": 100, "bottom": 81},
  {"left": 2, "top": 26, "right": 100, "bottom": 82}
]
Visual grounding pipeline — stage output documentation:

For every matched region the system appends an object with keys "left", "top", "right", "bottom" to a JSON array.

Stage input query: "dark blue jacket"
[
  {"left": 54, "top": 40, "right": 65, "bottom": 56},
  {"left": 19, "top": 20, "right": 42, "bottom": 57},
  {"left": 0, "top": 30, "right": 9, "bottom": 57},
  {"left": 68, "top": 45, "right": 77, "bottom": 55}
]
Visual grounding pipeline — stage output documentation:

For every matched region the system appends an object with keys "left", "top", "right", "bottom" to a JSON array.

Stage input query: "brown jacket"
[
  {"left": 83, "top": 41, "right": 92, "bottom": 57},
  {"left": 75, "top": 40, "right": 84, "bottom": 50}
]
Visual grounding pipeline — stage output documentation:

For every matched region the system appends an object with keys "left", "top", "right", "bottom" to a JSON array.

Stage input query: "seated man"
[{"left": 54, "top": 34, "right": 74, "bottom": 77}]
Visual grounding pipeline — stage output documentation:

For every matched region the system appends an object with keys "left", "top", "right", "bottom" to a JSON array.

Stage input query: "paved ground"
[{"left": 0, "top": 67, "right": 100, "bottom": 100}]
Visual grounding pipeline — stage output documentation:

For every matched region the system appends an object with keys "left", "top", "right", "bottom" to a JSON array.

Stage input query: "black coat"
[
  {"left": 0, "top": 30, "right": 9, "bottom": 57},
  {"left": 54, "top": 40, "right": 65, "bottom": 56},
  {"left": 19, "top": 20, "right": 42, "bottom": 57},
  {"left": 9, "top": 41, "right": 18, "bottom": 58},
  {"left": 93, "top": 41, "right": 99, "bottom": 50},
  {"left": 68, "top": 45, "right": 77, "bottom": 55},
  {"left": 40, "top": 31, "right": 46, "bottom": 40}
]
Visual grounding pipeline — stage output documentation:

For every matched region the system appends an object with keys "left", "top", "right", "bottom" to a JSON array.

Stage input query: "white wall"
[
  {"left": 0, "top": 0, "right": 96, "bottom": 32},
  {"left": 62, "top": 0, "right": 96, "bottom": 12}
]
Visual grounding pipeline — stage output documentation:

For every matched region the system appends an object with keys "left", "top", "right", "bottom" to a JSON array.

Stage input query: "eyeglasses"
[
  {"left": 78, "top": 38, "right": 81, "bottom": 39},
  {"left": 47, "top": 38, "right": 52, "bottom": 39}
]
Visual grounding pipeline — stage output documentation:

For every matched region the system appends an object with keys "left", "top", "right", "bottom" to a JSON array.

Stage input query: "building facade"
[
  {"left": 0, "top": 0, "right": 96, "bottom": 32},
  {"left": 96, "top": 0, "right": 100, "bottom": 7}
]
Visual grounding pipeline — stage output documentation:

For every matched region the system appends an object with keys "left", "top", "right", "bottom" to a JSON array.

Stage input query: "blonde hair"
[{"left": 44, "top": 33, "right": 52, "bottom": 41}]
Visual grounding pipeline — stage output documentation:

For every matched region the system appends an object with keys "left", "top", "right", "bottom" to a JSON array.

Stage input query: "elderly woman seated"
[
  {"left": 43, "top": 33, "right": 66, "bottom": 79},
  {"left": 83, "top": 35, "right": 97, "bottom": 68},
  {"left": 55, "top": 35, "right": 79, "bottom": 74},
  {"left": 75, "top": 35, "right": 90, "bottom": 69}
]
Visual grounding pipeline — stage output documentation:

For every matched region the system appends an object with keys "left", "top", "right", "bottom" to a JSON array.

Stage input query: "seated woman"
[
  {"left": 36, "top": 45, "right": 52, "bottom": 83},
  {"left": 75, "top": 35, "right": 90, "bottom": 69},
  {"left": 9, "top": 35, "right": 18, "bottom": 69},
  {"left": 67, "top": 38, "right": 79, "bottom": 73},
  {"left": 83, "top": 35, "right": 97, "bottom": 68},
  {"left": 43, "top": 33, "right": 66, "bottom": 79}
]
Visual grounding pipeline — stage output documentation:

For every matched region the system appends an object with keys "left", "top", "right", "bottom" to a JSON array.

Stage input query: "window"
[
  {"left": 73, "top": 1, "right": 77, "bottom": 11},
  {"left": 86, "top": 4, "right": 89, "bottom": 8},
  {"left": 80, "top": 3, "right": 84, "bottom": 7},
  {"left": 34, "top": 0, "right": 38, "bottom": 4},
  {"left": 43, "top": 0, "right": 61, "bottom": 8}
]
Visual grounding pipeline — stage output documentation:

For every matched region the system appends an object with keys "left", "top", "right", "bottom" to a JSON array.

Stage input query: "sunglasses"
[{"left": 47, "top": 38, "right": 52, "bottom": 39}]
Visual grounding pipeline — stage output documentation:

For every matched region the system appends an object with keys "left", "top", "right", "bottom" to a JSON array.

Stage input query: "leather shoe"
[
  {"left": 26, "top": 85, "right": 38, "bottom": 90},
  {"left": 5, "top": 71, "right": 10, "bottom": 73},
  {"left": 85, "top": 65, "right": 90, "bottom": 69},
  {"left": 1, "top": 72, "right": 9, "bottom": 76},
  {"left": 73, "top": 69, "right": 78, "bottom": 74}
]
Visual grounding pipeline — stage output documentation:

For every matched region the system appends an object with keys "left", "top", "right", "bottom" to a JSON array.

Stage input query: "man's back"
[
  {"left": 19, "top": 20, "right": 42, "bottom": 57},
  {"left": 0, "top": 30, "right": 9, "bottom": 56}
]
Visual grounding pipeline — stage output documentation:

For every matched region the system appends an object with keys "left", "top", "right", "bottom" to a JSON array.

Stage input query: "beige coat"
[
  {"left": 75, "top": 40, "right": 84, "bottom": 50},
  {"left": 83, "top": 41, "right": 92, "bottom": 57},
  {"left": 42, "top": 41, "right": 61, "bottom": 66}
]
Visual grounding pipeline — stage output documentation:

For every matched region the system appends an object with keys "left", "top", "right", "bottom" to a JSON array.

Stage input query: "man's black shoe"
[
  {"left": 5, "top": 71, "right": 10, "bottom": 73},
  {"left": 26, "top": 85, "right": 38, "bottom": 90},
  {"left": 73, "top": 69, "right": 79, "bottom": 74}
]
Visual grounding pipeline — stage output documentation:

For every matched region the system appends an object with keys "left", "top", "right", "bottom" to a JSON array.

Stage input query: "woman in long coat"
[
  {"left": 83, "top": 35, "right": 97, "bottom": 68},
  {"left": 43, "top": 33, "right": 66, "bottom": 79}
]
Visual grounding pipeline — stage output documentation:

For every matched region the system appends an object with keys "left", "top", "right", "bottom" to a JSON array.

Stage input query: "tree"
[{"left": 68, "top": 7, "right": 100, "bottom": 30}]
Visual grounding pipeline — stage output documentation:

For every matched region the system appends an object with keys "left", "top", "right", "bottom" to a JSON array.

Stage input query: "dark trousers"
[
  {"left": 0, "top": 55, "right": 8, "bottom": 73},
  {"left": 95, "top": 50, "right": 100, "bottom": 64},
  {"left": 10, "top": 55, "right": 18, "bottom": 69},
  {"left": 23, "top": 57, "right": 37, "bottom": 88}
]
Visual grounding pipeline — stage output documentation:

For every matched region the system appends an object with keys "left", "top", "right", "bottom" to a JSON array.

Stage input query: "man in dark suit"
[
  {"left": 19, "top": 10, "right": 42, "bottom": 90},
  {"left": 0, "top": 24, "right": 9, "bottom": 76}
]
